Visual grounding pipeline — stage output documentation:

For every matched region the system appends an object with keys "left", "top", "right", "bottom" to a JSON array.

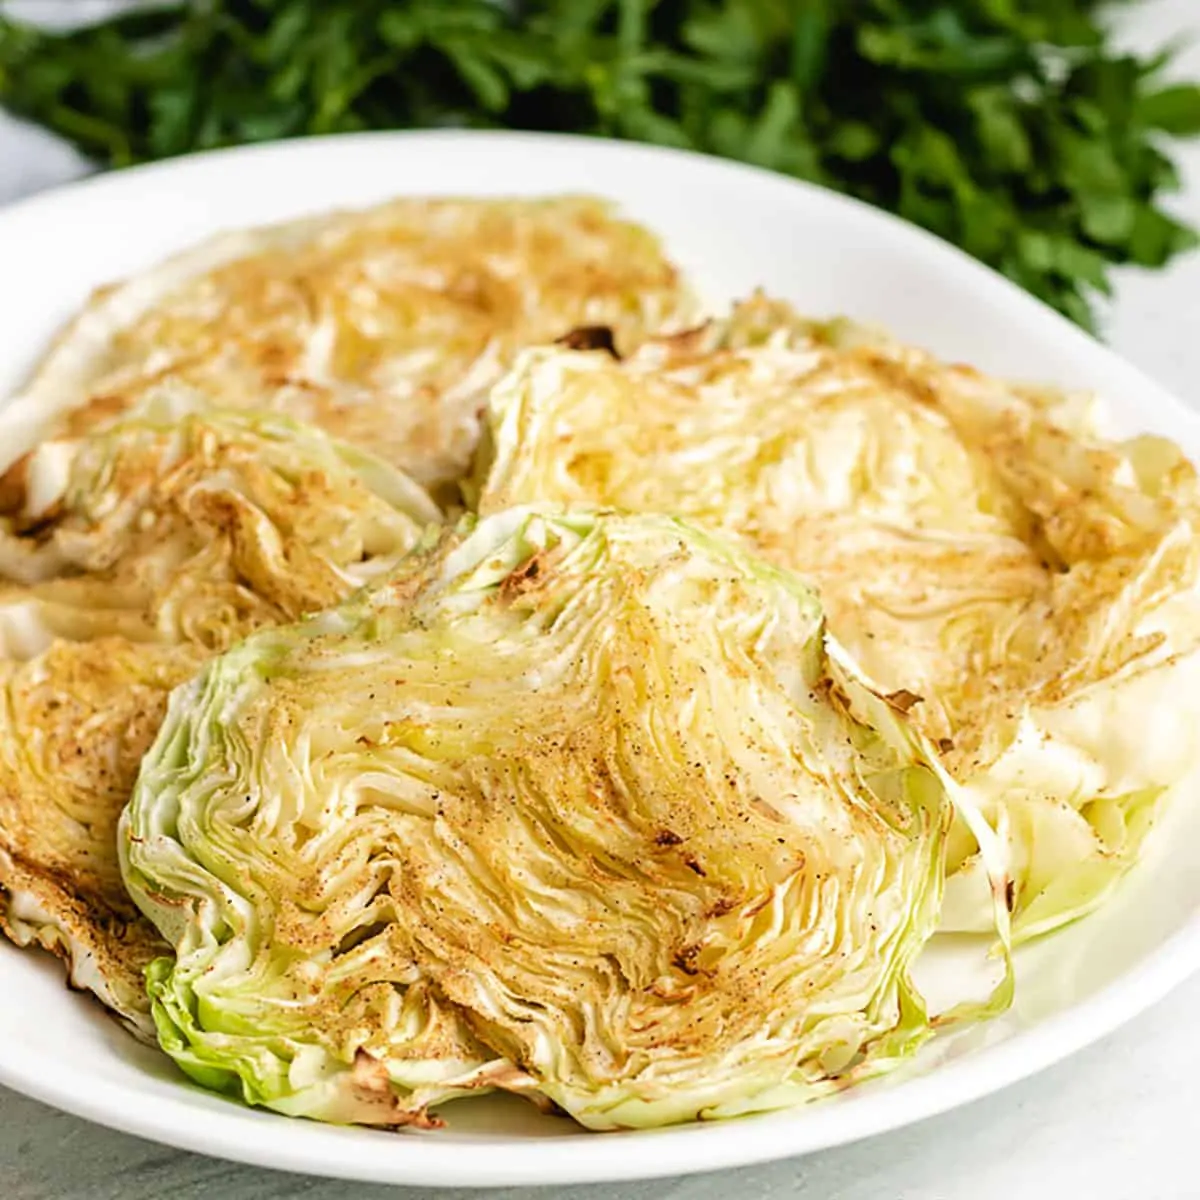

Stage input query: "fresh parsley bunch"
[{"left": 2, "top": 0, "right": 1199, "bottom": 331}]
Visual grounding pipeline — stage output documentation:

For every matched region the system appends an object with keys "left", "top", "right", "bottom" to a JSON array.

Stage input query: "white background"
[{"left": 2, "top": 1, "right": 1200, "bottom": 1196}]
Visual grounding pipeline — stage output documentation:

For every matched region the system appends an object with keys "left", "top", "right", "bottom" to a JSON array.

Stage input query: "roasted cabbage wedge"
[
  {"left": 1, "top": 196, "right": 694, "bottom": 496},
  {"left": 120, "top": 507, "right": 1003, "bottom": 1130},
  {"left": 0, "top": 400, "right": 440, "bottom": 1035},
  {"left": 477, "top": 297, "right": 1200, "bottom": 943}
]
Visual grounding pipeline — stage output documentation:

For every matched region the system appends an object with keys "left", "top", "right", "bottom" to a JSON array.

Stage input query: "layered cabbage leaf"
[
  {"left": 477, "top": 298, "right": 1200, "bottom": 942},
  {"left": 120, "top": 507, "right": 983, "bottom": 1129},
  {"left": 2, "top": 196, "right": 694, "bottom": 496},
  {"left": 0, "top": 401, "right": 440, "bottom": 1034}
]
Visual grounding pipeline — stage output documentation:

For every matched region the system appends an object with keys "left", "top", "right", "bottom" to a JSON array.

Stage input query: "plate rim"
[{"left": 1, "top": 127, "right": 1198, "bottom": 1189}]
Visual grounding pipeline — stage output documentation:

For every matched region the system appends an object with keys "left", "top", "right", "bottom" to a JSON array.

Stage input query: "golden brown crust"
[
  {"left": 0, "top": 640, "right": 196, "bottom": 1034},
  {"left": 13, "top": 196, "right": 695, "bottom": 491},
  {"left": 0, "top": 411, "right": 438, "bottom": 1031},
  {"left": 481, "top": 295, "right": 1200, "bottom": 775}
]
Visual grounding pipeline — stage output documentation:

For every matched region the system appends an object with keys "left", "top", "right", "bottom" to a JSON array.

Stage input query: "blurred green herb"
[{"left": 2, "top": 0, "right": 1199, "bottom": 332}]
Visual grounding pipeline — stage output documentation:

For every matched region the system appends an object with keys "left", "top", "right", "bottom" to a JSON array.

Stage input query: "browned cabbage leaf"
[
  {"left": 121, "top": 508, "right": 980, "bottom": 1129},
  {"left": 0, "top": 403, "right": 440, "bottom": 1034},
  {"left": 2, "top": 196, "right": 695, "bottom": 496},
  {"left": 477, "top": 296, "right": 1200, "bottom": 941}
]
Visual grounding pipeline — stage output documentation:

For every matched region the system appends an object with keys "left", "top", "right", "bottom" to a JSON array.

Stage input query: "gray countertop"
[{"left": 4, "top": 1, "right": 1200, "bottom": 1195}]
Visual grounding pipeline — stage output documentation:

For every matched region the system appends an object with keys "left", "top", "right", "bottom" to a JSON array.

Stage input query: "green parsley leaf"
[{"left": 0, "top": 0, "right": 1197, "bottom": 334}]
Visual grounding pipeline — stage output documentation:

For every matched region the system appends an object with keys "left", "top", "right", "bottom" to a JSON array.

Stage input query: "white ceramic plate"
[{"left": 1, "top": 131, "right": 1199, "bottom": 1190}]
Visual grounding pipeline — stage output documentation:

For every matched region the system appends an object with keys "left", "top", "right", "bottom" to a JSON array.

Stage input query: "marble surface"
[{"left": 3, "top": 1, "right": 1200, "bottom": 1195}]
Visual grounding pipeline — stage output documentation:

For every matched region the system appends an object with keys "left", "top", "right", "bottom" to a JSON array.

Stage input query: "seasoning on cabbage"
[
  {"left": 0, "top": 399, "right": 440, "bottom": 1035},
  {"left": 477, "top": 298, "right": 1200, "bottom": 943},
  {"left": 2, "top": 196, "right": 695, "bottom": 497},
  {"left": 121, "top": 507, "right": 1000, "bottom": 1129}
]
